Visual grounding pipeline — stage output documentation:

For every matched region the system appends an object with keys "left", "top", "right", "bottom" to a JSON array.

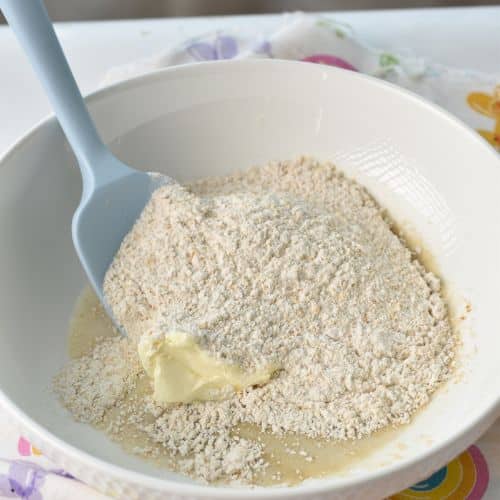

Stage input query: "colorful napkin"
[{"left": 2, "top": 12, "right": 499, "bottom": 500}]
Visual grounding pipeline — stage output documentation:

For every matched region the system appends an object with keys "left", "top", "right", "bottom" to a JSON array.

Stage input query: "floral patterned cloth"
[
  {"left": 2, "top": 12, "right": 500, "bottom": 500},
  {"left": 0, "top": 414, "right": 109, "bottom": 499},
  {"left": 103, "top": 13, "right": 500, "bottom": 152}
]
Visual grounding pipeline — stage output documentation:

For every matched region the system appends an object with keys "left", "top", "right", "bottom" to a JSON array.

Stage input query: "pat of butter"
[{"left": 138, "top": 331, "right": 276, "bottom": 404}]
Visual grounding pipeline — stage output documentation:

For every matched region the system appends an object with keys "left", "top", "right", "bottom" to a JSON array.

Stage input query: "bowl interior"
[{"left": 0, "top": 60, "right": 499, "bottom": 494}]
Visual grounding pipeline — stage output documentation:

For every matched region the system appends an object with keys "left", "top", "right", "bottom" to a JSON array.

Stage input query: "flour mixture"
[{"left": 54, "top": 157, "right": 456, "bottom": 485}]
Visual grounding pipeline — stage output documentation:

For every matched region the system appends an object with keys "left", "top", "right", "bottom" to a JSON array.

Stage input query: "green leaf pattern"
[{"left": 380, "top": 53, "right": 400, "bottom": 68}]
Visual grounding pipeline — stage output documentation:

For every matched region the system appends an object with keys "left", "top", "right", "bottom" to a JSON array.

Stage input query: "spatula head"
[{"left": 72, "top": 159, "right": 171, "bottom": 313}]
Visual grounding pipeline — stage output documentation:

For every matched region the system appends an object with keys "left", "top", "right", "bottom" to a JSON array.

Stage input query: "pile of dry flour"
[{"left": 55, "top": 157, "right": 456, "bottom": 484}]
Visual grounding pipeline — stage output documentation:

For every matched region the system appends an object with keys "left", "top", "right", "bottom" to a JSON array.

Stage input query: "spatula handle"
[{"left": 0, "top": 0, "right": 107, "bottom": 174}]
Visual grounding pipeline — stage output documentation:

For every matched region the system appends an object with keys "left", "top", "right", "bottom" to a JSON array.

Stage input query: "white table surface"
[{"left": 1, "top": 6, "right": 499, "bottom": 157}]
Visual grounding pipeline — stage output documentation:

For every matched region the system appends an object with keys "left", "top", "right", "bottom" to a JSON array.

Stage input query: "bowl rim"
[{"left": 1, "top": 58, "right": 499, "bottom": 497}]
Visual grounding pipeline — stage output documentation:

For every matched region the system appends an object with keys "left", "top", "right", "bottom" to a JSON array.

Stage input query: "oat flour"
[{"left": 55, "top": 157, "right": 456, "bottom": 484}]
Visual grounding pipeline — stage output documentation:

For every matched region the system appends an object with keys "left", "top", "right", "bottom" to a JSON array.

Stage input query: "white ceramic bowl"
[{"left": 0, "top": 60, "right": 499, "bottom": 500}]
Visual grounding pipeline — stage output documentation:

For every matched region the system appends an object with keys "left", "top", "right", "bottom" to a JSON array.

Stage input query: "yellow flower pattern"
[{"left": 467, "top": 84, "right": 500, "bottom": 150}]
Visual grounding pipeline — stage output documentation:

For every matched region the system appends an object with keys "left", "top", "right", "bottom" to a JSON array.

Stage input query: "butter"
[{"left": 138, "top": 331, "right": 277, "bottom": 404}]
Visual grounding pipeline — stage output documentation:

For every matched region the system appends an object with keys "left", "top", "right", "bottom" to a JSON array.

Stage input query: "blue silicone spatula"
[{"left": 1, "top": 0, "right": 173, "bottom": 314}]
